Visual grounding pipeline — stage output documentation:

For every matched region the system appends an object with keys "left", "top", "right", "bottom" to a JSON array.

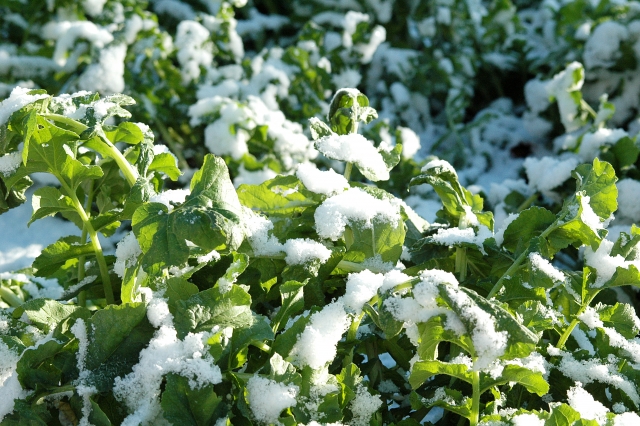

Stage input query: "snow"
[
  {"left": 567, "top": 384, "right": 609, "bottom": 422},
  {"left": 615, "top": 179, "right": 640, "bottom": 222},
  {"left": 314, "top": 187, "right": 401, "bottom": 240},
  {"left": 77, "top": 44, "right": 127, "bottom": 95},
  {"left": 342, "top": 270, "right": 384, "bottom": 314},
  {"left": 295, "top": 162, "right": 348, "bottom": 196},
  {"left": 523, "top": 156, "right": 579, "bottom": 193},
  {"left": 0, "top": 86, "right": 49, "bottom": 126},
  {"left": 289, "top": 300, "right": 351, "bottom": 369},
  {"left": 0, "top": 341, "right": 25, "bottom": 422},
  {"left": 350, "top": 386, "right": 383, "bottom": 426},
  {"left": 282, "top": 238, "right": 332, "bottom": 265},
  {"left": 314, "top": 132, "right": 390, "bottom": 181},
  {"left": 246, "top": 376, "right": 298, "bottom": 424},
  {"left": 511, "top": 413, "right": 544, "bottom": 426},
  {"left": 583, "top": 21, "right": 629, "bottom": 69}
]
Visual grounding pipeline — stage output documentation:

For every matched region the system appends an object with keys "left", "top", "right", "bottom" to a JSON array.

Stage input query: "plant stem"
[
  {"left": 96, "top": 128, "right": 139, "bottom": 186},
  {"left": 517, "top": 193, "right": 538, "bottom": 212},
  {"left": 343, "top": 162, "right": 353, "bottom": 181},
  {"left": 77, "top": 181, "right": 95, "bottom": 308},
  {"left": 470, "top": 369, "right": 480, "bottom": 426},
  {"left": 455, "top": 247, "right": 467, "bottom": 281},
  {"left": 556, "top": 292, "right": 598, "bottom": 350},
  {"left": 65, "top": 183, "right": 115, "bottom": 305},
  {"left": 0, "top": 285, "right": 23, "bottom": 307},
  {"left": 42, "top": 113, "right": 139, "bottom": 186}
]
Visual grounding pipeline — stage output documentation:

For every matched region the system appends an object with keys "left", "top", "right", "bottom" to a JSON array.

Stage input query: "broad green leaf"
[
  {"left": 173, "top": 285, "right": 253, "bottom": 339},
  {"left": 502, "top": 207, "right": 556, "bottom": 255},
  {"left": 0, "top": 174, "right": 32, "bottom": 214},
  {"left": 103, "top": 122, "right": 144, "bottom": 145},
  {"left": 86, "top": 302, "right": 149, "bottom": 370},
  {"left": 13, "top": 299, "right": 84, "bottom": 334},
  {"left": 268, "top": 353, "right": 302, "bottom": 386},
  {"left": 545, "top": 403, "right": 581, "bottom": 426},
  {"left": 161, "top": 374, "right": 223, "bottom": 426},
  {"left": 439, "top": 286, "right": 539, "bottom": 362},
  {"left": 271, "top": 280, "right": 305, "bottom": 333},
  {"left": 273, "top": 312, "right": 311, "bottom": 359},
  {"left": 133, "top": 155, "right": 244, "bottom": 273},
  {"left": 597, "top": 303, "right": 640, "bottom": 339},
  {"left": 415, "top": 315, "right": 474, "bottom": 361},
  {"left": 86, "top": 305, "right": 155, "bottom": 392},
  {"left": 410, "top": 360, "right": 473, "bottom": 389},
  {"left": 516, "top": 300, "right": 556, "bottom": 335},
  {"left": 230, "top": 313, "right": 274, "bottom": 363},
  {"left": 149, "top": 152, "right": 181, "bottom": 181},
  {"left": 309, "top": 117, "right": 333, "bottom": 140},
  {"left": 480, "top": 364, "right": 549, "bottom": 395},
  {"left": 237, "top": 174, "right": 319, "bottom": 216},
  {"left": 16, "top": 338, "right": 69, "bottom": 389},
  {"left": 409, "top": 159, "right": 493, "bottom": 229},
  {"left": 32, "top": 236, "right": 93, "bottom": 277},
  {"left": 164, "top": 276, "right": 199, "bottom": 306},
  {"left": 572, "top": 158, "right": 618, "bottom": 220}
]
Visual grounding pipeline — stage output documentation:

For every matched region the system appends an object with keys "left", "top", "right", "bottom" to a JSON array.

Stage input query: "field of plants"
[{"left": 1, "top": 0, "right": 640, "bottom": 425}]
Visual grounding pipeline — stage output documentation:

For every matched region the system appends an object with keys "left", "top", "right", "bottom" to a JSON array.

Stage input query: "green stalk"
[
  {"left": 487, "top": 216, "right": 564, "bottom": 299},
  {"left": 343, "top": 162, "right": 353, "bottom": 181},
  {"left": 42, "top": 113, "right": 139, "bottom": 186},
  {"left": 77, "top": 181, "right": 95, "bottom": 308},
  {"left": 455, "top": 247, "right": 467, "bottom": 281},
  {"left": 96, "top": 128, "right": 139, "bottom": 186},
  {"left": 0, "top": 285, "right": 24, "bottom": 307},
  {"left": 64, "top": 182, "right": 114, "bottom": 305},
  {"left": 517, "top": 193, "right": 538, "bottom": 212},
  {"left": 556, "top": 292, "right": 598, "bottom": 350},
  {"left": 470, "top": 369, "right": 481, "bottom": 426}
]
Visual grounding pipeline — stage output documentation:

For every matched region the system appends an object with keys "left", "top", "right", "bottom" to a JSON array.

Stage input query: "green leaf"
[
  {"left": 502, "top": 207, "right": 556, "bottom": 255},
  {"left": 268, "top": 353, "right": 302, "bottom": 386},
  {"left": 308, "top": 117, "right": 333, "bottom": 140},
  {"left": 415, "top": 315, "right": 474, "bottom": 361},
  {"left": 161, "top": 373, "right": 223, "bottom": 426},
  {"left": 164, "top": 276, "right": 200, "bottom": 306},
  {"left": 480, "top": 364, "right": 549, "bottom": 396},
  {"left": 230, "top": 313, "right": 274, "bottom": 362},
  {"left": 149, "top": 152, "right": 181, "bottom": 181},
  {"left": 409, "top": 160, "right": 493, "bottom": 229},
  {"left": 13, "top": 299, "right": 84, "bottom": 334},
  {"left": 86, "top": 303, "right": 149, "bottom": 370},
  {"left": 103, "top": 122, "right": 144, "bottom": 145},
  {"left": 271, "top": 280, "right": 306, "bottom": 333},
  {"left": 173, "top": 285, "right": 253, "bottom": 339},
  {"left": 545, "top": 403, "right": 581, "bottom": 426},
  {"left": 596, "top": 303, "right": 640, "bottom": 339},
  {"left": 237, "top": 174, "right": 319, "bottom": 216},
  {"left": 410, "top": 360, "right": 473, "bottom": 389},
  {"left": 412, "top": 387, "right": 473, "bottom": 420},
  {"left": 133, "top": 155, "right": 244, "bottom": 273},
  {"left": 32, "top": 236, "right": 93, "bottom": 277}
]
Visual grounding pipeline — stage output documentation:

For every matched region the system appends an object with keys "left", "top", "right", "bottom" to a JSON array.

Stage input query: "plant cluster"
[{"left": 1, "top": 1, "right": 640, "bottom": 425}]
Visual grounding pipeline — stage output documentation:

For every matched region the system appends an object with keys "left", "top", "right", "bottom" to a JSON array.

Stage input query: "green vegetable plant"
[{"left": 1, "top": 84, "right": 639, "bottom": 426}]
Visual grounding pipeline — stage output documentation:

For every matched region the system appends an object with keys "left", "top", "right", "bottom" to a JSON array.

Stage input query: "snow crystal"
[
  {"left": 614, "top": 412, "right": 640, "bottom": 425},
  {"left": 0, "top": 150, "right": 22, "bottom": 178},
  {"left": 584, "top": 21, "right": 629, "bottom": 69},
  {"left": 442, "top": 285, "right": 508, "bottom": 370},
  {"left": 421, "top": 158, "right": 457, "bottom": 174},
  {"left": 233, "top": 165, "right": 277, "bottom": 188},
  {"left": 616, "top": 179, "right": 640, "bottom": 222},
  {"left": 114, "top": 232, "right": 142, "bottom": 279},
  {"left": 523, "top": 156, "right": 578, "bottom": 193},
  {"left": 242, "top": 208, "right": 284, "bottom": 257},
  {"left": 113, "top": 324, "right": 222, "bottom": 425},
  {"left": 528, "top": 252, "right": 565, "bottom": 283},
  {"left": 331, "top": 68, "right": 362, "bottom": 89},
  {"left": 525, "top": 78, "right": 551, "bottom": 113},
  {"left": 511, "top": 413, "right": 544, "bottom": 426},
  {"left": 41, "top": 21, "right": 114, "bottom": 67},
  {"left": 295, "top": 162, "right": 348, "bottom": 196},
  {"left": 289, "top": 300, "right": 350, "bottom": 369},
  {"left": 77, "top": 44, "right": 127, "bottom": 94},
  {"left": 579, "top": 195, "right": 604, "bottom": 233},
  {"left": 174, "top": 20, "right": 213, "bottom": 84},
  {"left": 397, "top": 126, "right": 421, "bottom": 160},
  {"left": 314, "top": 133, "right": 389, "bottom": 181},
  {"left": 149, "top": 189, "right": 190, "bottom": 212},
  {"left": 0, "top": 341, "right": 26, "bottom": 422},
  {"left": 583, "top": 238, "right": 636, "bottom": 288},
  {"left": 567, "top": 384, "right": 609, "bottom": 422},
  {"left": 546, "top": 62, "right": 584, "bottom": 132},
  {"left": 314, "top": 187, "right": 400, "bottom": 240},
  {"left": 0, "top": 86, "right": 49, "bottom": 126},
  {"left": 282, "top": 238, "right": 331, "bottom": 265},
  {"left": 494, "top": 212, "right": 518, "bottom": 247},
  {"left": 246, "top": 376, "right": 298, "bottom": 424},
  {"left": 578, "top": 128, "right": 627, "bottom": 162},
  {"left": 350, "top": 386, "right": 383, "bottom": 426},
  {"left": 342, "top": 270, "right": 384, "bottom": 314},
  {"left": 577, "top": 306, "right": 604, "bottom": 329},
  {"left": 70, "top": 318, "right": 89, "bottom": 375},
  {"left": 570, "top": 327, "right": 595, "bottom": 355}
]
